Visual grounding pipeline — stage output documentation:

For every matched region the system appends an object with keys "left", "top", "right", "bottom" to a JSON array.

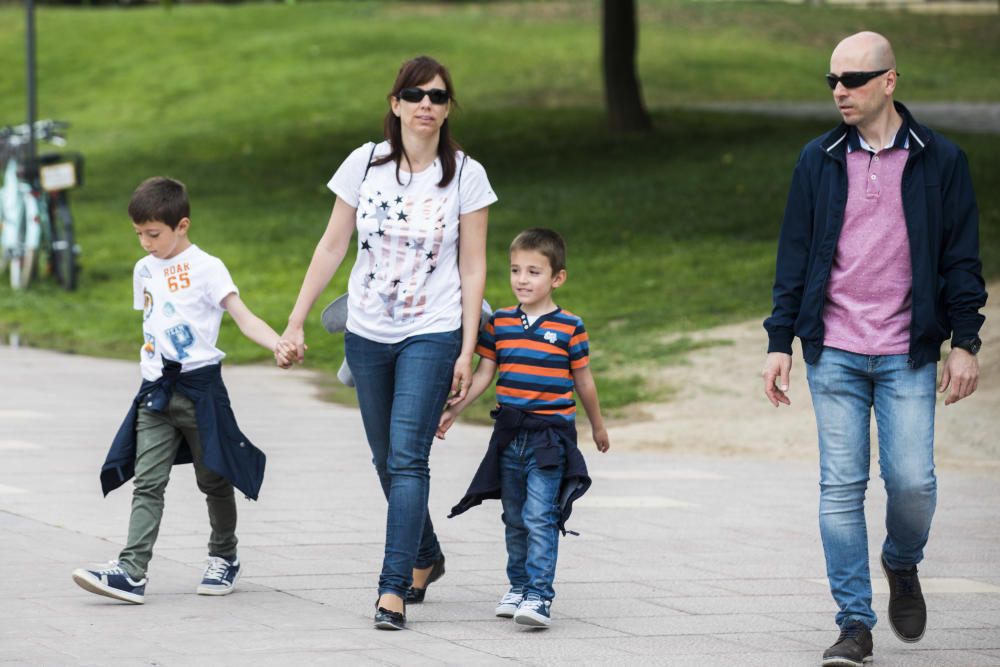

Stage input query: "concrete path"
[
  {"left": 685, "top": 102, "right": 1000, "bottom": 134},
  {"left": 1, "top": 345, "right": 998, "bottom": 666}
]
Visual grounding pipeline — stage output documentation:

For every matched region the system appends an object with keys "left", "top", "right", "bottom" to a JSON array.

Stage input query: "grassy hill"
[{"left": 0, "top": 0, "right": 997, "bottom": 412}]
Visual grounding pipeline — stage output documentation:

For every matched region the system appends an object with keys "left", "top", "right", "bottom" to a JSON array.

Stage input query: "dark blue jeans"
[
  {"left": 500, "top": 430, "right": 566, "bottom": 601},
  {"left": 345, "top": 328, "right": 461, "bottom": 598}
]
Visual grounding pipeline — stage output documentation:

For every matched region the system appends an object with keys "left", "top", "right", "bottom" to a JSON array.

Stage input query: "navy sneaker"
[
  {"left": 513, "top": 593, "right": 551, "bottom": 628},
  {"left": 197, "top": 556, "right": 241, "bottom": 596},
  {"left": 72, "top": 561, "right": 146, "bottom": 604},
  {"left": 495, "top": 588, "right": 524, "bottom": 618}
]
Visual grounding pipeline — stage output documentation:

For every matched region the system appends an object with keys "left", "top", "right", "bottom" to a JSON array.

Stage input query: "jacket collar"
[{"left": 821, "top": 101, "right": 931, "bottom": 160}]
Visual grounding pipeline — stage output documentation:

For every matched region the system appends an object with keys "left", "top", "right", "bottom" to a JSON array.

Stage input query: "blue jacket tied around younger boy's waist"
[
  {"left": 100, "top": 360, "right": 266, "bottom": 501},
  {"left": 448, "top": 405, "right": 591, "bottom": 535}
]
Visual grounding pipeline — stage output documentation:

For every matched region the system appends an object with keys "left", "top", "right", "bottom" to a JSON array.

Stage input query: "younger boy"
[
  {"left": 72, "top": 177, "right": 294, "bottom": 604},
  {"left": 438, "top": 227, "right": 610, "bottom": 628}
]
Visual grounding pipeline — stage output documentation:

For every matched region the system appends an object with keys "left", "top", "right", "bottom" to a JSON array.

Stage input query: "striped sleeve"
[
  {"left": 568, "top": 318, "right": 589, "bottom": 370},
  {"left": 476, "top": 316, "right": 497, "bottom": 361}
]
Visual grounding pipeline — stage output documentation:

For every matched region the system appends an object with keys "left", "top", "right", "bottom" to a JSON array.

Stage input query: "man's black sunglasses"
[
  {"left": 825, "top": 69, "right": 891, "bottom": 90},
  {"left": 397, "top": 87, "right": 450, "bottom": 104}
]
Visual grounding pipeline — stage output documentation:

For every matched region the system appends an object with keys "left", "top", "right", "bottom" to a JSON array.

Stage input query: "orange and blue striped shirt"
[{"left": 476, "top": 305, "right": 589, "bottom": 420}]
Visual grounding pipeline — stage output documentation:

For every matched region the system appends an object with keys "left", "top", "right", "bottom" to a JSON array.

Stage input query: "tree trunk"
[{"left": 602, "top": 0, "right": 652, "bottom": 132}]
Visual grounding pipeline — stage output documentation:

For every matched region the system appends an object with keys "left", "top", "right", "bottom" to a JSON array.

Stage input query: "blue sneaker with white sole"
[
  {"left": 495, "top": 588, "right": 524, "bottom": 618},
  {"left": 513, "top": 593, "right": 552, "bottom": 628},
  {"left": 72, "top": 561, "right": 146, "bottom": 604},
  {"left": 197, "top": 556, "right": 241, "bottom": 596}
]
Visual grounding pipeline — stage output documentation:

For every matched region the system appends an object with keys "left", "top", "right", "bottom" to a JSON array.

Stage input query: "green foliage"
[{"left": 0, "top": 1, "right": 997, "bottom": 414}]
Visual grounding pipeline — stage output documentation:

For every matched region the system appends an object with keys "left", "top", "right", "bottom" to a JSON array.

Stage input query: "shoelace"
[
  {"left": 521, "top": 596, "right": 547, "bottom": 612},
  {"left": 203, "top": 557, "right": 231, "bottom": 581},
  {"left": 94, "top": 561, "right": 127, "bottom": 576},
  {"left": 838, "top": 623, "right": 866, "bottom": 642},
  {"left": 894, "top": 571, "right": 919, "bottom": 597},
  {"left": 500, "top": 591, "right": 523, "bottom": 605}
]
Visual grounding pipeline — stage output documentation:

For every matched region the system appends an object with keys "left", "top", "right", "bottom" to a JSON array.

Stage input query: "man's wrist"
[{"left": 953, "top": 336, "right": 982, "bottom": 355}]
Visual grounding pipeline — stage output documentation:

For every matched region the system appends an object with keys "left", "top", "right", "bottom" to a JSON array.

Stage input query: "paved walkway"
[{"left": 1, "top": 346, "right": 998, "bottom": 666}]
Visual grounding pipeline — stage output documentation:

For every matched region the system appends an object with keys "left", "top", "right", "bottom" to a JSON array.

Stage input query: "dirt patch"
[{"left": 609, "top": 283, "right": 1000, "bottom": 478}]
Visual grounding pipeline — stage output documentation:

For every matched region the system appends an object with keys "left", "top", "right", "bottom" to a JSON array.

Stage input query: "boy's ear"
[
  {"left": 176, "top": 217, "right": 191, "bottom": 234},
  {"left": 552, "top": 269, "right": 567, "bottom": 288}
]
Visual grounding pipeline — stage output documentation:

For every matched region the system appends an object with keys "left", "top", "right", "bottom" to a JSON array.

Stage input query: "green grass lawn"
[{"left": 1, "top": 0, "right": 997, "bottom": 417}]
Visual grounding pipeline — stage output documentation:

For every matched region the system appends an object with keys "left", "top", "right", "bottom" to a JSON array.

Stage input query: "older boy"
[
  {"left": 72, "top": 177, "right": 293, "bottom": 604},
  {"left": 438, "top": 227, "right": 610, "bottom": 628}
]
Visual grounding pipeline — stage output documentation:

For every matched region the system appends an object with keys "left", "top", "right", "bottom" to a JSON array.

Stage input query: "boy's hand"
[
  {"left": 436, "top": 409, "right": 458, "bottom": 440},
  {"left": 593, "top": 426, "right": 610, "bottom": 453}
]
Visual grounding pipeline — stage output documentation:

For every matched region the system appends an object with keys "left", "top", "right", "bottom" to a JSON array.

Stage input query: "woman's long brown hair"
[{"left": 372, "top": 55, "right": 462, "bottom": 188}]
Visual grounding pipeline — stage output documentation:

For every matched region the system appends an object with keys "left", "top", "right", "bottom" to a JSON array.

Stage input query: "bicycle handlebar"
[{"left": 0, "top": 119, "right": 71, "bottom": 147}]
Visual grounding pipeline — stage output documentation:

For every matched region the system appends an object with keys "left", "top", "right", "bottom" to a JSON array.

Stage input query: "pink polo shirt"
[{"left": 823, "top": 135, "right": 912, "bottom": 356}]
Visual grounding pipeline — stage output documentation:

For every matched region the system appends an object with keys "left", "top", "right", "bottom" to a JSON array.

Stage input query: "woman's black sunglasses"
[
  {"left": 825, "top": 69, "right": 891, "bottom": 90},
  {"left": 397, "top": 87, "right": 450, "bottom": 104}
]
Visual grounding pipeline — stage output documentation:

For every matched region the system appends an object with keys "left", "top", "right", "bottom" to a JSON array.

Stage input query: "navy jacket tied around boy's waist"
[
  {"left": 448, "top": 405, "right": 591, "bottom": 535},
  {"left": 100, "top": 360, "right": 266, "bottom": 501},
  {"left": 764, "top": 102, "right": 987, "bottom": 368}
]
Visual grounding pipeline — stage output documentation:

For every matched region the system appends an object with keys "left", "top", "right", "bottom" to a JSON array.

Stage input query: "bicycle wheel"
[{"left": 49, "top": 192, "right": 78, "bottom": 290}]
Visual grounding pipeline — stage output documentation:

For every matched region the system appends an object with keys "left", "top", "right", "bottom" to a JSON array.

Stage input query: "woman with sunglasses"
[{"left": 281, "top": 56, "right": 497, "bottom": 630}]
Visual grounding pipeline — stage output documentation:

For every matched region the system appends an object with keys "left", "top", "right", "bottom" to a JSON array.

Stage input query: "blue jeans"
[
  {"left": 500, "top": 430, "right": 566, "bottom": 601},
  {"left": 345, "top": 328, "right": 461, "bottom": 597},
  {"left": 806, "top": 347, "right": 937, "bottom": 629}
]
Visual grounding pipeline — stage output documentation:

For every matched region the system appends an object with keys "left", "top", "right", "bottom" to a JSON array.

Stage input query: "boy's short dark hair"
[
  {"left": 128, "top": 177, "right": 189, "bottom": 228},
  {"left": 509, "top": 228, "right": 566, "bottom": 274}
]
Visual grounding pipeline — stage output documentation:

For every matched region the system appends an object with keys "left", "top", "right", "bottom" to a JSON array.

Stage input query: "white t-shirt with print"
[
  {"left": 327, "top": 141, "right": 498, "bottom": 344},
  {"left": 133, "top": 244, "right": 238, "bottom": 381}
]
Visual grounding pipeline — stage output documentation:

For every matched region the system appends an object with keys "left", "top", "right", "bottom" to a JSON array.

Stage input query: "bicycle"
[{"left": 0, "top": 119, "right": 83, "bottom": 290}]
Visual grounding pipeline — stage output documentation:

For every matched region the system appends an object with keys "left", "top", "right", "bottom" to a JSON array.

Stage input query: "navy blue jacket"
[
  {"left": 764, "top": 102, "right": 987, "bottom": 368},
  {"left": 101, "top": 360, "right": 266, "bottom": 501},
  {"left": 448, "top": 406, "right": 591, "bottom": 535}
]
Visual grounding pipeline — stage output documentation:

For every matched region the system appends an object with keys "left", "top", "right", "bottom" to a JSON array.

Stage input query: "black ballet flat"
[
  {"left": 374, "top": 598, "right": 406, "bottom": 630},
  {"left": 405, "top": 555, "right": 446, "bottom": 604}
]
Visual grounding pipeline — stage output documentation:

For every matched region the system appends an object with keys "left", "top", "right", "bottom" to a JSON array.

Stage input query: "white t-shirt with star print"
[{"left": 327, "top": 141, "right": 498, "bottom": 344}]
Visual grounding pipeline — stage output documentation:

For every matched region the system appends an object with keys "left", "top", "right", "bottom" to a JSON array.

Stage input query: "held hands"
[
  {"left": 279, "top": 324, "right": 308, "bottom": 365},
  {"left": 762, "top": 352, "right": 793, "bottom": 407},
  {"left": 940, "top": 347, "right": 979, "bottom": 405},
  {"left": 273, "top": 339, "right": 297, "bottom": 369}
]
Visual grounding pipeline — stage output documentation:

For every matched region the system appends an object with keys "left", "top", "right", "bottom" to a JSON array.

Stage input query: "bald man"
[{"left": 762, "top": 32, "right": 986, "bottom": 667}]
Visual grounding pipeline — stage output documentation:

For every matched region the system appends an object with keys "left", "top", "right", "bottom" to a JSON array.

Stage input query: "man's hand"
[
  {"left": 940, "top": 347, "right": 980, "bottom": 405},
  {"left": 763, "top": 352, "right": 793, "bottom": 407}
]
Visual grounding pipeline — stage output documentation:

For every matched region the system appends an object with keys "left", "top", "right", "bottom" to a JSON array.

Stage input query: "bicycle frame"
[
  {"left": 0, "top": 157, "right": 44, "bottom": 289},
  {"left": 0, "top": 119, "right": 82, "bottom": 290}
]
